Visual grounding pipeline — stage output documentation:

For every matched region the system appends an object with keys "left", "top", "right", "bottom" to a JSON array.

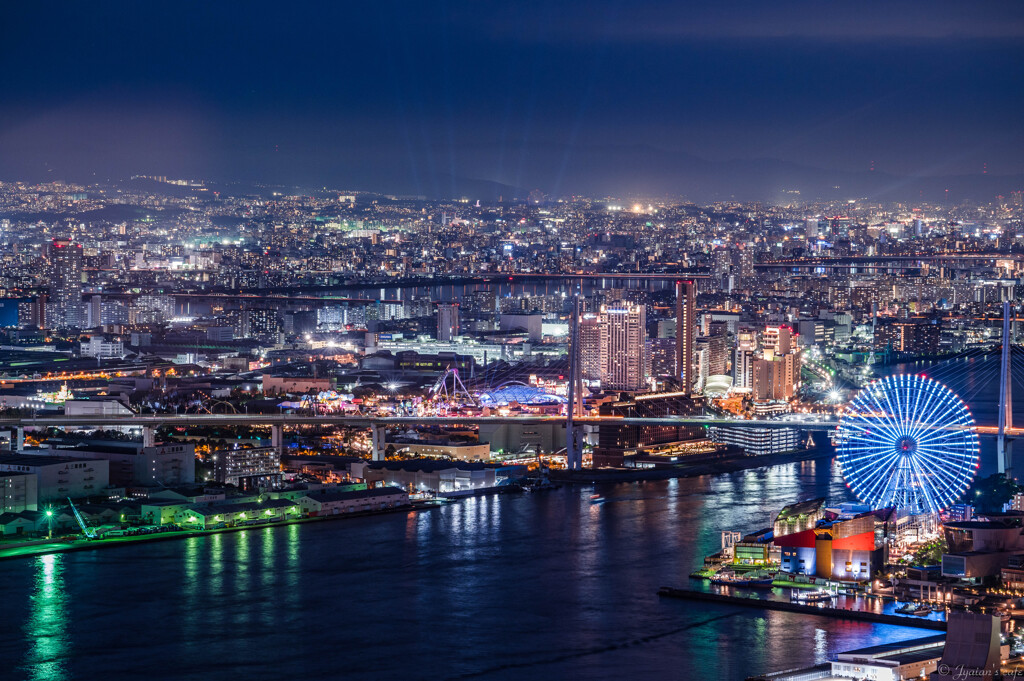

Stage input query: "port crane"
[{"left": 67, "top": 497, "right": 97, "bottom": 540}]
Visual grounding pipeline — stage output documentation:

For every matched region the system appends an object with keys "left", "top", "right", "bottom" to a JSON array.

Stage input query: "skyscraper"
[
  {"left": 675, "top": 280, "right": 696, "bottom": 393},
  {"left": 437, "top": 303, "right": 459, "bottom": 342},
  {"left": 579, "top": 313, "right": 602, "bottom": 381},
  {"left": 599, "top": 302, "right": 646, "bottom": 391},
  {"left": 733, "top": 348, "right": 754, "bottom": 393},
  {"left": 49, "top": 239, "right": 83, "bottom": 328}
]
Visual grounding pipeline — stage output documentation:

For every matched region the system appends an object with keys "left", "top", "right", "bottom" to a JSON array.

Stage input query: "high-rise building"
[
  {"left": 805, "top": 218, "right": 819, "bottom": 240},
  {"left": 706, "top": 333, "right": 729, "bottom": 376},
  {"left": 599, "top": 302, "right": 646, "bottom": 391},
  {"left": 579, "top": 314, "right": 601, "bottom": 381},
  {"left": 752, "top": 354, "right": 800, "bottom": 401},
  {"left": 675, "top": 280, "right": 696, "bottom": 393},
  {"left": 437, "top": 303, "right": 459, "bottom": 342},
  {"left": 236, "top": 308, "right": 280, "bottom": 341},
  {"left": 49, "top": 239, "right": 83, "bottom": 328},
  {"left": 733, "top": 348, "right": 754, "bottom": 393},
  {"left": 752, "top": 358, "right": 780, "bottom": 402},
  {"left": 737, "top": 244, "right": 755, "bottom": 280},
  {"left": 763, "top": 325, "right": 793, "bottom": 358},
  {"left": 647, "top": 337, "right": 677, "bottom": 377},
  {"left": 874, "top": 319, "right": 940, "bottom": 354},
  {"left": 17, "top": 296, "right": 46, "bottom": 329}
]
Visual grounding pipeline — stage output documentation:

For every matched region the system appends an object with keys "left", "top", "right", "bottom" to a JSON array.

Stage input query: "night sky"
[{"left": 1, "top": 1, "right": 1022, "bottom": 199}]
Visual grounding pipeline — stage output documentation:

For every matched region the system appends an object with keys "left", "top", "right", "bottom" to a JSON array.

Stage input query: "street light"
[{"left": 45, "top": 509, "right": 53, "bottom": 539}]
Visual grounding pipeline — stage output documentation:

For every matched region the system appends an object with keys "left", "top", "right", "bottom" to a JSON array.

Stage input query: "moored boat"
[{"left": 791, "top": 589, "right": 834, "bottom": 603}]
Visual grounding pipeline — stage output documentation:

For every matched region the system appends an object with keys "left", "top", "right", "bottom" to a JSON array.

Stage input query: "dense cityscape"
[
  {"left": 2, "top": 178, "right": 1024, "bottom": 678},
  {"left": 3, "top": 1, "right": 1023, "bottom": 680}
]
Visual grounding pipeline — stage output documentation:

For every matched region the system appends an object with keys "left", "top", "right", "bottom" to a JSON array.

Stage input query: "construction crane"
[{"left": 67, "top": 498, "right": 97, "bottom": 540}]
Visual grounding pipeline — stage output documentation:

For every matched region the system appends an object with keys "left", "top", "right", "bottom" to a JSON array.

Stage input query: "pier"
[{"left": 657, "top": 587, "right": 946, "bottom": 631}]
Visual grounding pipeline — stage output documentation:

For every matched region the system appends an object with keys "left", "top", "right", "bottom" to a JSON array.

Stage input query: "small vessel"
[
  {"left": 710, "top": 572, "right": 775, "bottom": 587},
  {"left": 931, "top": 604, "right": 946, "bottom": 613},
  {"left": 589, "top": 494, "right": 605, "bottom": 504},
  {"left": 791, "top": 589, "right": 834, "bottom": 603},
  {"left": 895, "top": 602, "right": 931, "bottom": 615}
]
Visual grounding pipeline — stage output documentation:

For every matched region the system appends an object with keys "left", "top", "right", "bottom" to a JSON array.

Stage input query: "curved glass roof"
[{"left": 477, "top": 384, "right": 567, "bottom": 405}]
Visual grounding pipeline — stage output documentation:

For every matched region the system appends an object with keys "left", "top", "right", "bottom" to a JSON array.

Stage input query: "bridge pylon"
[
  {"left": 998, "top": 301, "right": 1014, "bottom": 477},
  {"left": 565, "top": 294, "right": 583, "bottom": 470}
]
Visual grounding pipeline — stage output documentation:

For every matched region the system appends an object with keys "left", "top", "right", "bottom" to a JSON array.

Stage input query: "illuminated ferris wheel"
[{"left": 836, "top": 374, "right": 980, "bottom": 514}]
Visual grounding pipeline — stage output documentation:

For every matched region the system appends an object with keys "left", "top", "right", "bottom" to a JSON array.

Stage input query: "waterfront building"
[
  {"left": 296, "top": 487, "right": 408, "bottom": 516},
  {"left": 932, "top": 613, "right": 1003, "bottom": 680},
  {"left": 176, "top": 498, "right": 298, "bottom": 530},
  {"left": 830, "top": 634, "right": 945, "bottom": 681},
  {"left": 0, "top": 471, "right": 38, "bottom": 513},
  {"left": 773, "top": 500, "right": 887, "bottom": 580},
  {"left": 212, "top": 446, "right": 282, "bottom": 491},
  {"left": 0, "top": 454, "right": 109, "bottom": 502},
  {"left": 349, "top": 459, "right": 499, "bottom": 494},
  {"left": 941, "top": 518, "right": 1024, "bottom": 580},
  {"left": 53, "top": 441, "right": 195, "bottom": 488},
  {"left": 385, "top": 439, "right": 491, "bottom": 461},
  {"left": 0, "top": 510, "right": 48, "bottom": 536},
  {"left": 592, "top": 391, "right": 706, "bottom": 468},
  {"left": 707, "top": 425, "right": 800, "bottom": 456},
  {"left": 478, "top": 422, "right": 566, "bottom": 457}
]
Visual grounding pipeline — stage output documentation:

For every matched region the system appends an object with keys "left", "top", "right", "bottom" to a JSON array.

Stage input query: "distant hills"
[{"left": 1, "top": 149, "right": 1020, "bottom": 205}]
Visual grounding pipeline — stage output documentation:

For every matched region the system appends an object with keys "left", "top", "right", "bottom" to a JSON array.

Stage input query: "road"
[{"left": 0, "top": 412, "right": 1013, "bottom": 435}]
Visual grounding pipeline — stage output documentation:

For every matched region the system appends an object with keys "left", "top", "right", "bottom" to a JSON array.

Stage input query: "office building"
[
  {"left": 437, "top": 303, "right": 460, "bottom": 342},
  {"left": 599, "top": 301, "right": 646, "bottom": 391}
]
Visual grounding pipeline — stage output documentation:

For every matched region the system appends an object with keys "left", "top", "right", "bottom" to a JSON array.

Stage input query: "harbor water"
[{"left": 0, "top": 460, "right": 932, "bottom": 681}]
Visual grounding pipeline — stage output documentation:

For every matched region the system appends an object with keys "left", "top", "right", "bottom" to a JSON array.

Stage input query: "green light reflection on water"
[{"left": 23, "top": 553, "right": 69, "bottom": 681}]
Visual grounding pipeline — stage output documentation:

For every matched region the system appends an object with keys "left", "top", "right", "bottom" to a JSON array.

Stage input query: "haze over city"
[{"left": 2, "top": 1, "right": 1023, "bottom": 200}]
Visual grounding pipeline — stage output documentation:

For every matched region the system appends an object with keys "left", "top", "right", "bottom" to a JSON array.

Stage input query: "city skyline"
[{"left": 3, "top": 2, "right": 1024, "bottom": 679}]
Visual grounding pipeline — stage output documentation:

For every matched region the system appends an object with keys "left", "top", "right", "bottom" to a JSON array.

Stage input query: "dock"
[
  {"left": 553, "top": 446, "right": 833, "bottom": 484},
  {"left": 657, "top": 587, "right": 947, "bottom": 631}
]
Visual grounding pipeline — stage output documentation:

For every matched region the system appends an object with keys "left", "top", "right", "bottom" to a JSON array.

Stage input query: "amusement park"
[{"left": 694, "top": 325, "right": 1024, "bottom": 653}]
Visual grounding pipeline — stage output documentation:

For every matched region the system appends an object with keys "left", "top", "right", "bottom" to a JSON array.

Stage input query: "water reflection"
[
  {"left": 207, "top": 532, "right": 225, "bottom": 629},
  {"left": 22, "top": 553, "right": 69, "bottom": 681}
]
